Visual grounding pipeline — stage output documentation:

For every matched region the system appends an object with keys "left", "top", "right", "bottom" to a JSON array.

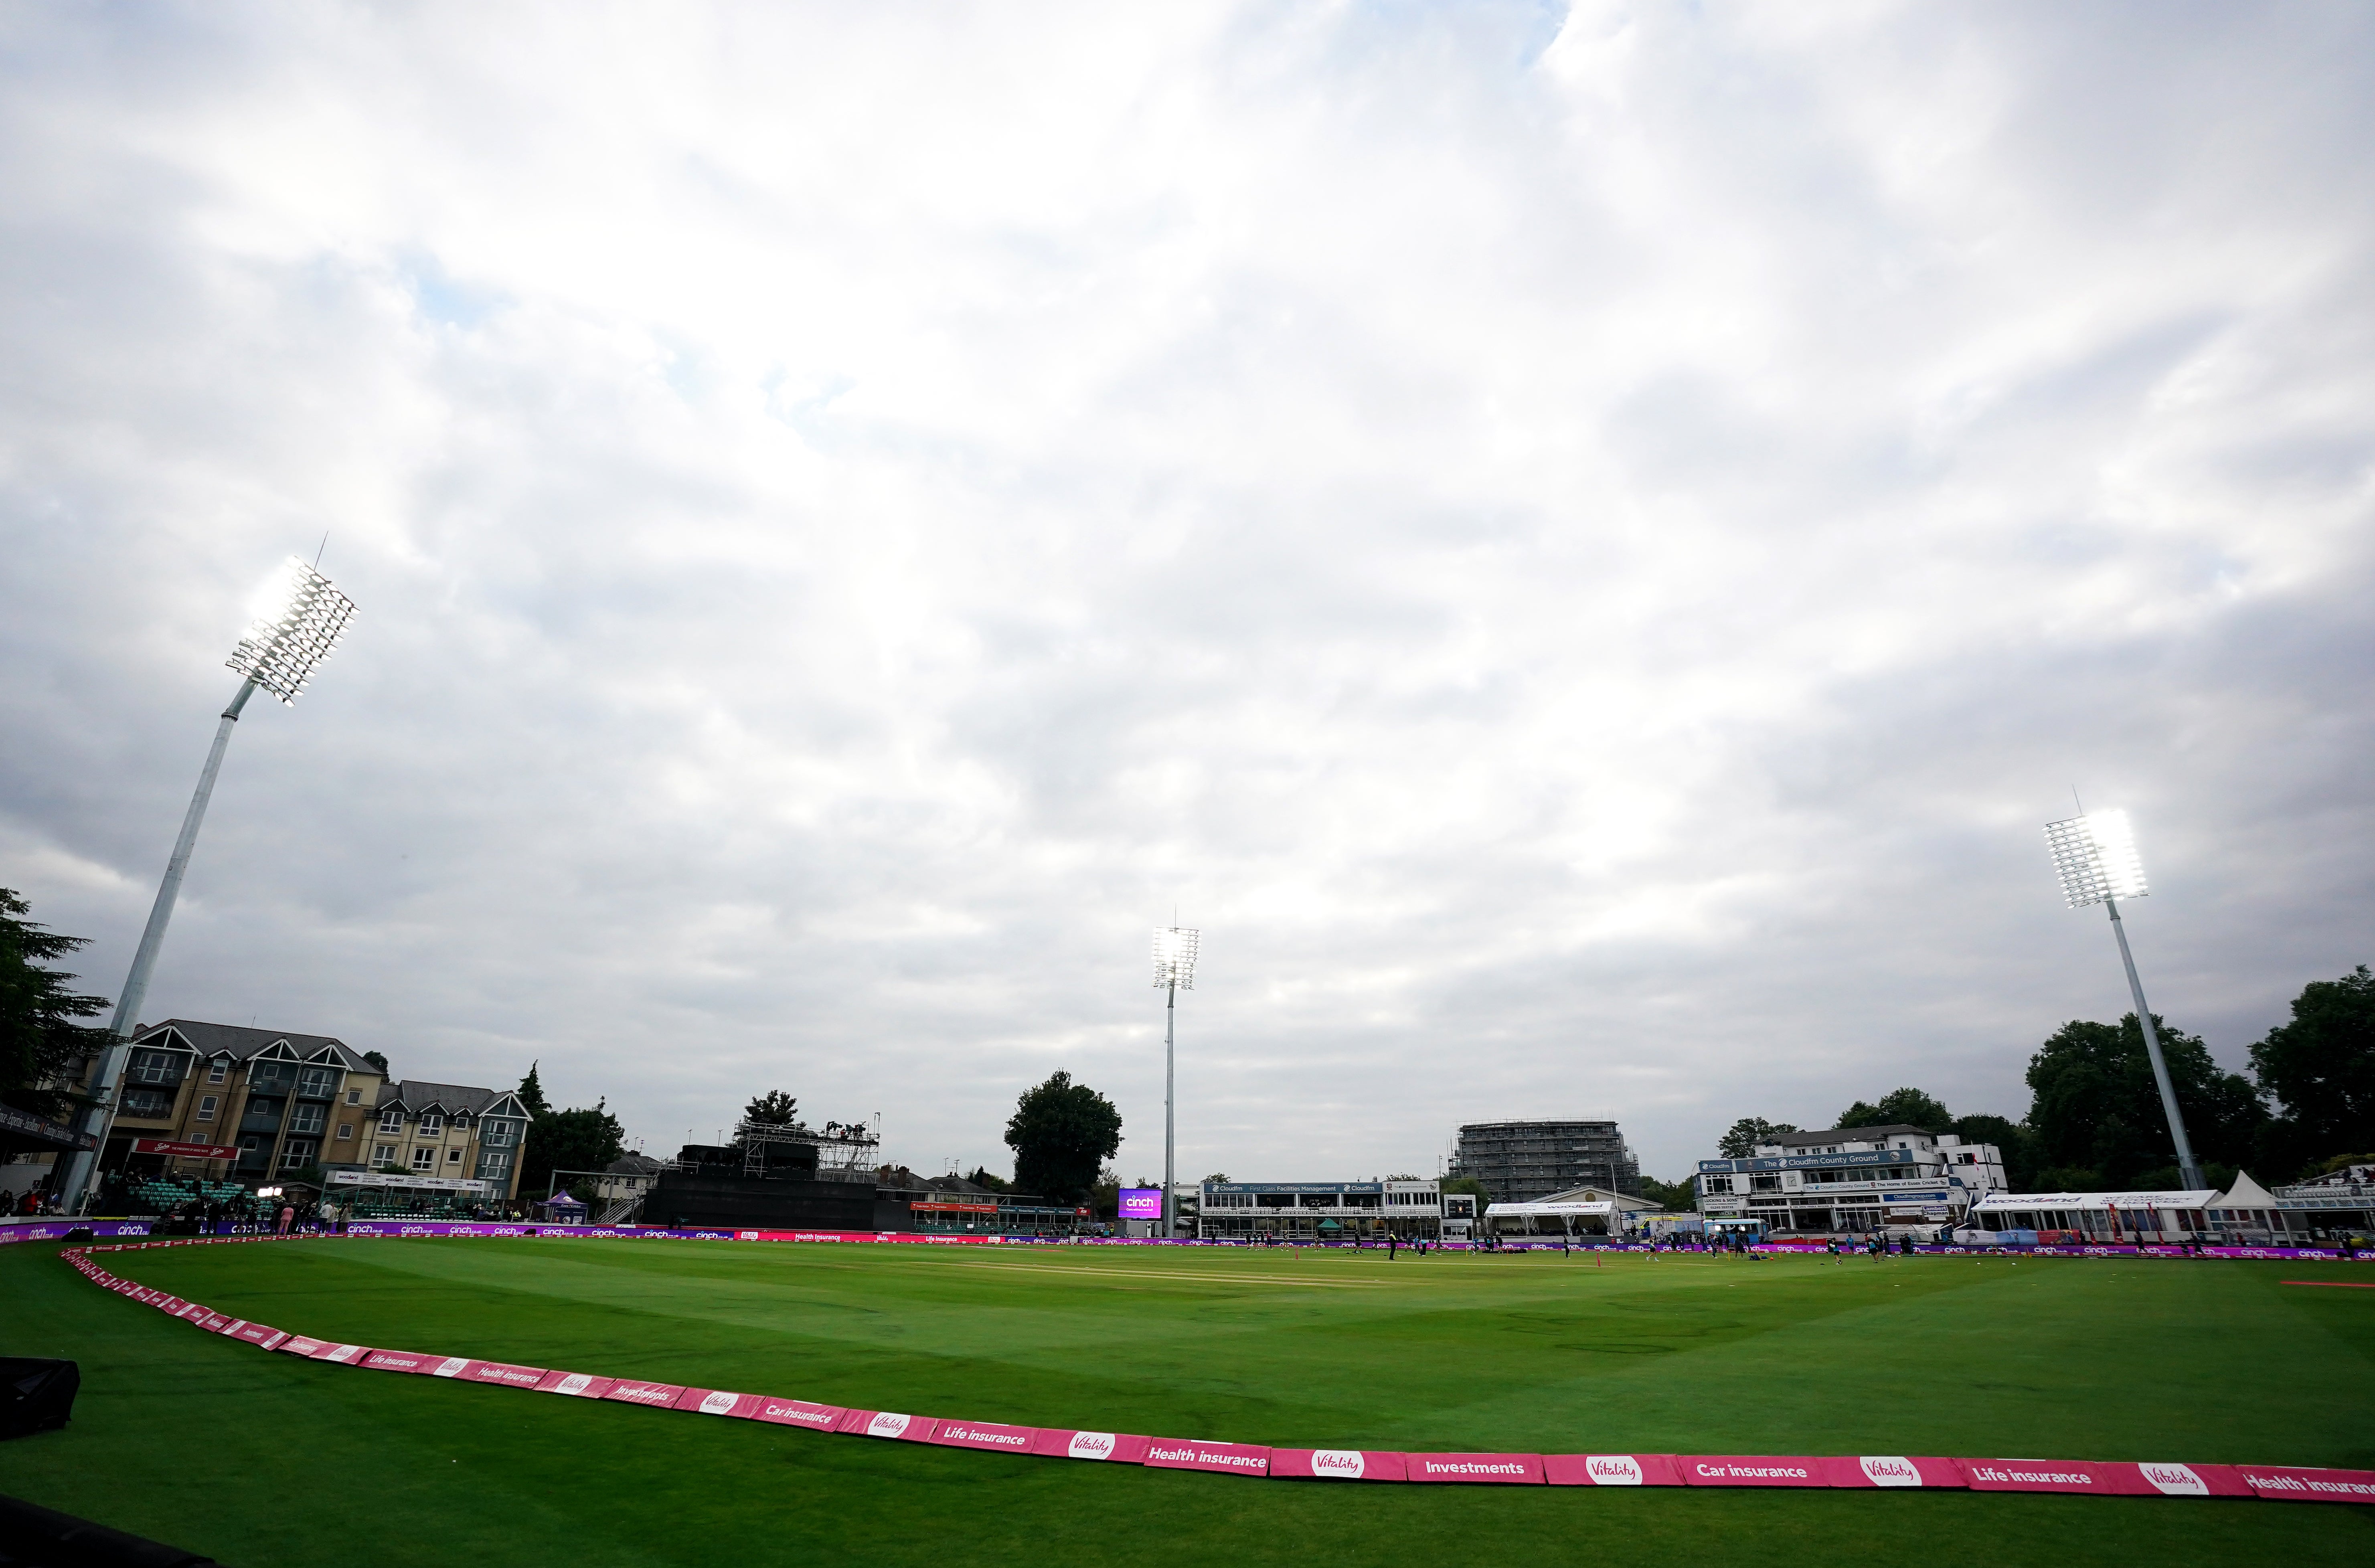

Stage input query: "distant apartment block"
[{"left": 1450, "top": 1120, "right": 1643, "bottom": 1204}]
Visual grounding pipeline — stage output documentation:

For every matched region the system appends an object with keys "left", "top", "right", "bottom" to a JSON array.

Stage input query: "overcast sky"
[{"left": 3, "top": 2, "right": 2369, "bottom": 1187}]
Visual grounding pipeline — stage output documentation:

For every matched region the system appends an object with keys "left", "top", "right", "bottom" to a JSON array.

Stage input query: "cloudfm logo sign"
[
  {"left": 1858, "top": 1456, "right": 1921, "bottom": 1488},
  {"left": 1312, "top": 1450, "right": 1366, "bottom": 1479}
]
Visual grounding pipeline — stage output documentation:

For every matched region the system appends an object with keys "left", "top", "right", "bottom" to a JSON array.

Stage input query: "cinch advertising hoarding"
[{"left": 1117, "top": 1188, "right": 1164, "bottom": 1219}]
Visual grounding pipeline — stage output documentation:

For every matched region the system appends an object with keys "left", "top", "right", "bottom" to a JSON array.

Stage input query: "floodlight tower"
[
  {"left": 2043, "top": 809, "right": 2206, "bottom": 1191},
  {"left": 58, "top": 558, "right": 356, "bottom": 1212},
  {"left": 1151, "top": 926, "right": 1200, "bottom": 1240}
]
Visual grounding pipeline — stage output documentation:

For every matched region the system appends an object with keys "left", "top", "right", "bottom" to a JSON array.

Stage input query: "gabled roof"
[
  {"left": 2211, "top": 1171, "right": 2280, "bottom": 1208},
  {"left": 374, "top": 1081, "right": 532, "bottom": 1120},
  {"left": 132, "top": 1020, "right": 380, "bottom": 1075}
]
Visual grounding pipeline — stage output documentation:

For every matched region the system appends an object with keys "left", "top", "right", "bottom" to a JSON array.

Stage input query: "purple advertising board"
[{"left": 1117, "top": 1188, "right": 1164, "bottom": 1220}]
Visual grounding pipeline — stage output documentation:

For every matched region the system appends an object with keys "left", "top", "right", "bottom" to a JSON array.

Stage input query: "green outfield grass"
[{"left": 5, "top": 1237, "right": 2371, "bottom": 1566}]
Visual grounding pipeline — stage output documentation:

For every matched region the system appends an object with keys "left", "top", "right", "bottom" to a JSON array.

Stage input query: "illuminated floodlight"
[
  {"left": 57, "top": 555, "right": 358, "bottom": 1214},
  {"left": 228, "top": 557, "right": 357, "bottom": 705},
  {"left": 1152, "top": 926, "right": 1200, "bottom": 990},
  {"left": 2041, "top": 805, "right": 2204, "bottom": 1191},
  {"left": 2044, "top": 810, "right": 2147, "bottom": 908}
]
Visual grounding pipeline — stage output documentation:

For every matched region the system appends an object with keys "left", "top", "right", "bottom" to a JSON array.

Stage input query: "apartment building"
[
  {"left": 87, "top": 1020, "right": 531, "bottom": 1205},
  {"left": 1450, "top": 1120, "right": 1644, "bottom": 1203},
  {"left": 365, "top": 1081, "right": 534, "bottom": 1200},
  {"left": 103, "top": 1020, "right": 388, "bottom": 1182}
]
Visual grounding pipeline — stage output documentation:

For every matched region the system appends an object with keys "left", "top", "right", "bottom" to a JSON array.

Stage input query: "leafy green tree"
[
  {"left": 2027, "top": 1014, "right": 2263, "bottom": 1190},
  {"left": 520, "top": 1097, "right": 625, "bottom": 1198},
  {"left": 1716, "top": 1117, "right": 1798, "bottom": 1158},
  {"left": 965, "top": 1165, "right": 1012, "bottom": 1192},
  {"left": 1002, "top": 1072, "right": 1122, "bottom": 1204},
  {"left": 361, "top": 1050, "right": 390, "bottom": 1076},
  {"left": 1639, "top": 1175, "right": 1697, "bottom": 1210},
  {"left": 0, "top": 888, "right": 109, "bottom": 1118},
  {"left": 2250, "top": 965, "right": 2375, "bottom": 1174},
  {"left": 515, "top": 1061, "right": 551, "bottom": 1118},
  {"left": 1838, "top": 1088, "right": 1952, "bottom": 1131}
]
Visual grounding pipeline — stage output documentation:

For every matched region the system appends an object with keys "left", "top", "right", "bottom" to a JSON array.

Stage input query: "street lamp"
[
  {"left": 1152, "top": 926, "right": 1199, "bottom": 1240},
  {"left": 58, "top": 558, "right": 356, "bottom": 1212},
  {"left": 2043, "top": 809, "right": 2207, "bottom": 1190}
]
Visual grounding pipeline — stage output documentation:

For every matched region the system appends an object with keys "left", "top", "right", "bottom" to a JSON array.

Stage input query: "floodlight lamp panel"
[
  {"left": 1152, "top": 926, "right": 1200, "bottom": 989},
  {"left": 2044, "top": 810, "right": 2148, "bottom": 907},
  {"left": 227, "top": 556, "right": 356, "bottom": 704}
]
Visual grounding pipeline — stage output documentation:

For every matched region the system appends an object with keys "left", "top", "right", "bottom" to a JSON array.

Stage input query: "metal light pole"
[
  {"left": 58, "top": 558, "right": 356, "bottom": 1212},
  {"left": 1151, "top": 926, "right": 1199, "bottom": 1240},
  {"left": 2043, "top": 809, "right": 2207, "bottom": 1191}
]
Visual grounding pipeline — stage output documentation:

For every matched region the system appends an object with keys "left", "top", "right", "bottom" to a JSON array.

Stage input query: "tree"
[
  {"left": 362, "top": 1050, "right": 390, "bottom": 1076},
  {"left": 520, "top": 1097, "right": 625, "bottom": 1198},
  {"left": 515, "top": 1062, "right": 551, "bottom": 1119},
  {"left": 1717, "top": 1118, "right": 1798, "bottom": 1159},
  {"left": 2026, "top": 1014, "right": 2264, "bottom": 1190},
  {"left": 1002, "top": 1072, "right": 1122, "bottom": 1204},
  {"left": 965, "top": 1166, "right": 1012, "bottom": 1192},
  {"left": 0, "top": 888, "right": 110, "bottom": 1118},
  {"left": 2250, "top": 965, "right": 2375, "bottom": 1173},
  {"left": 1639, "top": 1175, "right": 1697, "bottom": 1211},
  {"left": 1837, "top": 1088, "right": 1951, "bottom": 1131},
  {"left": 739, "top": 1090, "right": 799, "bottom": 1135}
]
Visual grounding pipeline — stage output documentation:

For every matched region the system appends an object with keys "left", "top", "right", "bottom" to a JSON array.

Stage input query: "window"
[
  {"left": 480, "top": 1151, "right": 511, "bottom": 1175},
  {"left": 419, "top": 1112, "right": 443, "bottom": 1137},
  {"left": 196, "top": 1095, "right": 219, "bottom": 1121},
  {"left": 335, "top": 1123, "right": 353, "bottom": 1141},
  {"left": 119, "top": 1087, "right": 174, "bottom": 1118},
  {"left": 1751, "top": 1174, "right": 1781, "bottom": 1192},
  {"left": 378, "top": 1109, "right": 404, "bottom": 1134},
  {"left": 298, "top": 1066, "right": 336, "bottom": 1099},
  {"left": 345, "top": 1088, "right": 360, "bottom": 1105},
  {"left": 411, "top": 1147, "right": 437, "bottom": 1171},
  {"left": 290, "top": 1103, "right": 326, "bottom": 1135},
  {"left": 245, "top": 1096, "right": 282, "bottom": 1121},
  {"left": 130, "top": 1051, "right": 182, "bottom": 1085},
  {"left": 446, "top": 1147, "right": 463, "bottom": 1165},
  {"left": 482, "top": 1120, "right": 515, "bottom": 1146},
  {"left": 279, "top": 1139, "right": 318, "bottom": 1170},
  {"left": 249, "top": 1063, "right": 291, "bottom": 1090},
  {"left": 372, "top": 1144, "right": 395, "bottom": 1164},
  {"left": 207, "top": 1061, "right": 227, "bottom": 1084}
]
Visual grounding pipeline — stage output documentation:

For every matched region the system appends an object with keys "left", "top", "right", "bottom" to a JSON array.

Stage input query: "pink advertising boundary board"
[{"left": 51, "top": 1234, "right": 2375, "bottom": 1505}]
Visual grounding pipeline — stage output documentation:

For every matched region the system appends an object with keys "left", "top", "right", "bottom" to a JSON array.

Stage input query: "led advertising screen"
[{"left": 1117, "top": 1187, "right": 1164, "bottom": 1220}]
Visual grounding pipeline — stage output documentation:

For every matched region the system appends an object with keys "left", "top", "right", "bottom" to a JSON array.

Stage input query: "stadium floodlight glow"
[
  {"left": 2045, "top": 809, "right": 2147, "bottom": 907},
  {"left": 57, "top": 557, "right": 358, "bottom": 1214},
  {"left": 1152, "top": 926, "right": 1200, "bottom": 1240},
  {"left": 1152, "top": 926, "right": 1199, "bottom": 990},
  {"left": 2042, "top": 808, "right": 2205, "bottom": 1191},
  {"left": 228, "top": 557, "right": 358, "bottom": 704}
]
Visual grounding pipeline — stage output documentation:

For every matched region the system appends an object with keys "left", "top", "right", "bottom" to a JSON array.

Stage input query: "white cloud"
[{"left": 2, "top": 1, "right": 2369, "bottom": 1184}]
